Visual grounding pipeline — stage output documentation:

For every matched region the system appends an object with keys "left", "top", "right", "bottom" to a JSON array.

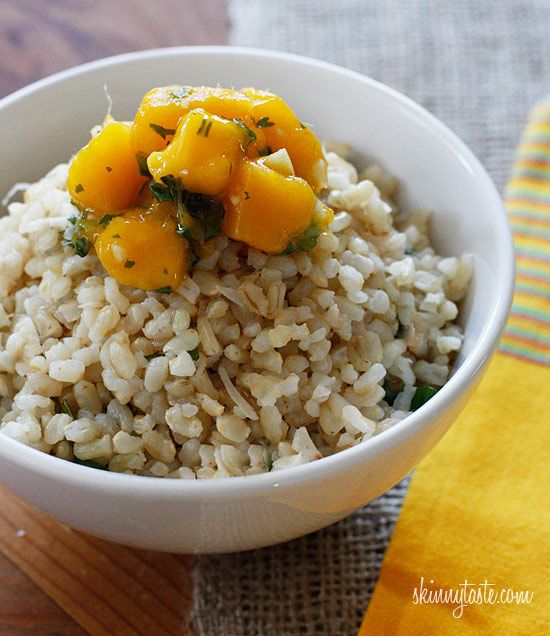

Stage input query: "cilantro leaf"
[
  {"left": 383, "top": 376, "right": 404, "bottom": 406},
  {"left": 144, "top": 352, "right": 163, "bottom": 361},
  {"left": 149, "top": 123, "right": 176, "bottom": 139},
  {"left": 185, "top": 192, "right": 225, "bottom": 241},
  {"left": 233, "top": 118, "right": 257, "bottom": 148},
  {"left": 136, "top": 153, "right": 151, "bottom": 177},
  {"left": 169, "top": 87, "right": 189, "bottom": 100},
  {"left": 61, "top": 399, "right": 73, "bottom": 418},
  {"left": 74, "top": 459, "right": 108, "bottom": 471},
  {"left": 196, "top": 117, "right": 213, "bottom": 137},
  {"left": 411, "top": 386, "right": 438, "bottom": 411},
  {"left": 69, "top": 235, "right": 92, "bottom": 257},
  {"left": 256, "top": 116, "right": 275, "bottom": 128},
  {"left": 99, "top": 214, "right": 115, "bottom": 228},
  {"left": 149, "top": 180, "right": 174, "bottom": 201}
]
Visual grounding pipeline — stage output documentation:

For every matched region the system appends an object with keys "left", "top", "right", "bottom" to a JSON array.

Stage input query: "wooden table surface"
[{"left": 0, "top": 2, "right": 228, "bottom": 633}]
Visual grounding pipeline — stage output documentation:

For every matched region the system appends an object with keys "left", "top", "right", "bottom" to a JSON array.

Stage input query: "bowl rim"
[{"left": 0, "top": 45, "right": 515, "bottom": 498}]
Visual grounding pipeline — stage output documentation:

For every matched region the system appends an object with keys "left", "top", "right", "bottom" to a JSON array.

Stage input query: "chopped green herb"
[
  {"left": 185, "top": 192, "right": 224, "bottom": 241},
  {"left": 136, "top": 153, "right": 151, "bottom": 177},
  {"left": 189, "top": 250, "right": 201, "bottom": 270},
  {"left": 411, "top": 386, "right": 438, "bottom": 411},
  {"left": 155, "top": 175, "right": 225, "bottom": 245},
  {"left": 404, "top": 247, "right": 416, "bottom": 255},
  {"left": 255, "top": 116, "right": 275, "bottom": 128},
  {"left": 69, "top": 235, "right": 92, "bottom": 257},
  {"left": 258, "top": 146, "right": 272, "bottom": 157},
  {"left": 149, "top": 180, "right": 174, "bottom": 202},
  {"left": 128, "top": 403, "right": 139, "bottom": 416},
  {"left": 261, "top": 440, "right": 273, "bottom": 471},
  {"left": 196, "top": 117, "right": 213, "bottom": 137},
  {"left": 124, "top": 260, "right": 135, "bottom": 268},
  {"left": 244, "top": 191, "right": 250, "bottom": 200},
  {"left": 154, "top": 286, "right": 172, "bottom": 294},
  {"left": 297, "top": 225, "right": 322, "bottom": 251},
  {"left": 74, "top": 459, "right": 108, "bottom": 471},
  {"left": 74, "top": 183, "right": 84, "bottom": 194},
  {"left": 188, "top": 347, "right": 200, "bottom": 361},
  {"left": 144, "top": 352, "right": 163, "bottom": 361},
  {"left": 105, "top": 166, "right": 113, "bottom": 172},
  {"left": 169, "top": 87, "right": 189, "bottom": 100},
  {"left": 383, "top": 376, "right": 404, "bottom": 406},
  {"left": 99, "top": 214, "right": 115, "bottom": 228},
  {"left": 233, "top": 118, "right": 257, "bottom": 148},
  {"left": 149, "top": 123, "right": 176, "bottom": 139},
  {"left": 111, "top": 233, "right": 121, "bottom": 238},
  {"left": 279, "top": 224, "right": 323, "bottom": 255},
  {"left": 299, "top": 121, "right": 307, "bottom": 129},
  {"left": 61, "top": 399, "right": 73, "bottom": 418},
  {"left": 68, "top": 215, "right": 78, "bottom": 225}
]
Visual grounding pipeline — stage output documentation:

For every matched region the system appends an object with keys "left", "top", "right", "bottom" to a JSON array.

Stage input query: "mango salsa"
[
  {"left": 95, "top": 205, "right": 188, "bottom": 291},
  {"left": 131, "top": 85, "right": 254, "bottom": 158},
  {"left": 65, "top": 84, "right": 333, "bottom": 291},
  {"left": 147, "top": 109, "right": 246, "bottom": 197},
  {"left": 67, "top": 121, "right": 147, "bottom": 214},
  {"left": 223, "top": 160, "right": 318, "bottom": 254}
]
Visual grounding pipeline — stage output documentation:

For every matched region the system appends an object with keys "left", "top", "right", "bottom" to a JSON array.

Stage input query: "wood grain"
[
  {"left": 0, "top": 0, "right": 229, "bottom": 98},
  {"left": 0, "top": 2, "right": 228, "bottom": 632},
  {"left": 0, "top": 556, "right": 86, "bottom": 635},
  {"left": 0, "top": 486, "right": 195, "bottom": 635}
]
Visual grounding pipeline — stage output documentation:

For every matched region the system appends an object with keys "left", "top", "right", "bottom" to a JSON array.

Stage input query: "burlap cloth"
[{"left": 192, "top": 2, "right": 550, "bottom": 634}]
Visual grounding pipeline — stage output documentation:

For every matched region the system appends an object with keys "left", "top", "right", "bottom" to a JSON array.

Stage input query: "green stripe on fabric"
[
  {"left": 499, "top": 341, "right": 550, "bottom": 365},
  {"left": 517, "top": 151, "right": 550, "bottom": 162},
  {"left": 506, "top": 208, "right": 550, "bottom": 220},
  {"left": 506, "top": 189, "right": 550, "bottom": 202},
  {"left": 516, "top": 269, "right": 550, "bottom": 281},
  {"left": 525, "top": 133, "right": 550, "bottom": 143},
  {"left": 515, "top": 282, "right": 550, "bottom": 297},
  {"left": 511, "top": 305, "right": 550, "bottom": 321},
  {"left": 515, "top": 245, "right": 550, "bottom": 259},
  {"left": 516, "top": 244, "right": 550, "bottom": 262},
  {"left": 515, "top": 168, "right": 550, "bottom": 179},
  {"left": 510, "top": 223, "right": 550, "bottom": 237},
  {"left": 506, "top": 325, "right": 550, "bottom": 344}
]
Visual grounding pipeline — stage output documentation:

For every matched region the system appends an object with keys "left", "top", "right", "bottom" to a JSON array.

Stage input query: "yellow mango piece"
[
  {"left": 242, "top": 88, "right": 327, "bottom": 192},
  {"left": 147, "top": 109, "right": 246, "bottom": 197},
  {"left": 67, "top": 121, "right": 147, "bottom": 215},
  {"left": 95, "top": 205, "right": 188, "bottom": 291},
  {"left": 131, "top": 85, "right": 256, "bottom": 158},
  {"left": 223, "top": 160, "right": 318, "bottom": 254}
]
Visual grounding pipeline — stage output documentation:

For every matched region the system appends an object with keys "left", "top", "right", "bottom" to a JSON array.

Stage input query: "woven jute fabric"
[{"left": 193, "top": 2, "right": 550, "bottom": 634}]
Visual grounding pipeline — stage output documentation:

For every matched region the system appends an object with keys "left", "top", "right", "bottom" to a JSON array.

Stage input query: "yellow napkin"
[{"left": 359, "top": 103, "right": 550, "bottom": 634}]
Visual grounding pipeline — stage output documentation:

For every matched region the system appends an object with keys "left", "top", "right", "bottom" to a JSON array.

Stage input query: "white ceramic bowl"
[{"left": 0, "top": 47, "right": 514, "bottom": 553}]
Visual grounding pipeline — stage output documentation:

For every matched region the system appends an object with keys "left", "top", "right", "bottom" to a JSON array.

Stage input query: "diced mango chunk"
[
  {"left": 223, "top": 160, "right": 318, "bottom": 254},
  {"left": 147, "top": 109, "right": 246, "bottom": 197},
  {"left": 131, "top": 85, "right": 256, "bottom": 158},
  {"left": 95, "top": 205, "right": 188, "bottom": 291},
  {"left": 242, "top": 88, "right": 327, "bottom": 192},
  {"left": 67, "top": 121, "right": 146, "bottom": 214},
  {"left": 131, "top": 85, "right": 326, "bottom": 191}
]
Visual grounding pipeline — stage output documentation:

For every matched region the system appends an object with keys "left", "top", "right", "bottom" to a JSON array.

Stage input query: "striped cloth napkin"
[{"left": 359, "top": 102, "right": 550, "bottom": 634}]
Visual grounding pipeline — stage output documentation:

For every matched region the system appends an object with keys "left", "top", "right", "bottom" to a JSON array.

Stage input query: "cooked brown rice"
[{"left": 0, "top": 147, "right": 472, "bottom": 477}]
